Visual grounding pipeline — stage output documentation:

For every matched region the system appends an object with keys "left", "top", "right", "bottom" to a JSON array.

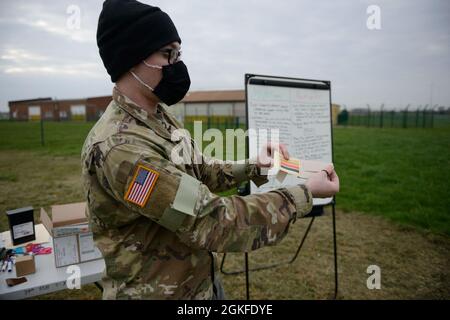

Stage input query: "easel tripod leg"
[
  {"left": 94, "top": 281, "right": 103, "bottom": 293},
  {"left": 245, "top": 252, "right": 250, "bottom": 300},
  {"left": 332, "top": 204, "right": 338, "bottom": 299}
]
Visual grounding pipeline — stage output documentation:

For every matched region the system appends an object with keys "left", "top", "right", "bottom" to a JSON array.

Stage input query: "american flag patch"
[{"left": 124, "top": 164, "right": 159, "bottom": 207}]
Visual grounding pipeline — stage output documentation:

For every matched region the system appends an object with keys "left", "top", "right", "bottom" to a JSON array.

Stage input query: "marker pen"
[{"left": 7, "top": 260, "right": 12, "bottom": 272}]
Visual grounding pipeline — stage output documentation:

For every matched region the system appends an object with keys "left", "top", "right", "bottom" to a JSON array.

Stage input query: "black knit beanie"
[{"left": 97, "top": 0, "right": 181, "bottom": 82}]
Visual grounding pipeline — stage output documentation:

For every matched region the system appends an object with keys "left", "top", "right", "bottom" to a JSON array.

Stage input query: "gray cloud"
[{"left": 0, "top": 0, "right": 449, "bottom": 111}]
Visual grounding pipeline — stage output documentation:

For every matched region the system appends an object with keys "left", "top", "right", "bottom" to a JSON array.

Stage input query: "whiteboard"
[{"left": 246, "top": 75, "right": 334, "bottom": 206}]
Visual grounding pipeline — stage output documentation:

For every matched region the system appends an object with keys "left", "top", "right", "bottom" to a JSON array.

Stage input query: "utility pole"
[{"left": 428, "top": 82, "right": 433, "bottom": 128}]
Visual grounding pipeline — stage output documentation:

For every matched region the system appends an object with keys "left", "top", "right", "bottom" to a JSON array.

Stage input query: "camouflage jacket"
[{"left": 81, "top": 87, "right": 313, "bottom": 299}]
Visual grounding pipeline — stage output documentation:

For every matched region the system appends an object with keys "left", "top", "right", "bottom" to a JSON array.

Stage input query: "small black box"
[{"left": 5, "top": 206, "right": 36, "bottom": 245}]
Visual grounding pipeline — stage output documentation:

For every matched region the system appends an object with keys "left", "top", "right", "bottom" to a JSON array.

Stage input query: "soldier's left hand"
[{"left": 256, "top": 142, "right": 290, "bottom": 168}]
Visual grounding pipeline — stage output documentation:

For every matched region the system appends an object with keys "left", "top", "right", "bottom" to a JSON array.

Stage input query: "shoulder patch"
[{"left": 124, "top": 164, "right": 159, "bottom": 207}]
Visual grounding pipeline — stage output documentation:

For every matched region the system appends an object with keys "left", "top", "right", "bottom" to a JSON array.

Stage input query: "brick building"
[
  {"left": 9, "top": 97, "right": 90, "bottom": 121},
  {"left": 9, "top": 97, "right": 52, "bottom": 121},
  {"left": 8, "top": 90, "right": 340, "bottom": 124},
  {"left": 7, "top": 90, "right": 247, "bottom": 123}
]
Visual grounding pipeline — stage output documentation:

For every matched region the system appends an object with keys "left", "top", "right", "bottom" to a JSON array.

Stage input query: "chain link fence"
[{"left": 337, "top": 105, "right": 450, "bottom": 128}]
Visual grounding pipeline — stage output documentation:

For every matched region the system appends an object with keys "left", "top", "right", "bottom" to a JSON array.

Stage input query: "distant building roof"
[
  {"left": 8, "top": 97, "right": 52, "bottom": 105},
  {"left": 182, "top": 90, "right": 245, "bottom": 103},
  {"left": 86, "top": 95, "right": 111, "bottom": 101}
]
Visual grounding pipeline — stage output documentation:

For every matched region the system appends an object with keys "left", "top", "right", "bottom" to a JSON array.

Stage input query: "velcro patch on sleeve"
[{"left": 124, "top": 164, "right": 159, "bottom": 207}]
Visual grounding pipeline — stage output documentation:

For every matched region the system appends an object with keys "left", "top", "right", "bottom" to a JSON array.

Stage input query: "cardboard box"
[
  {"left": 15, "top": 255, "right": 36, "bottom": 277},
  {"left": 40, "top": 202, "right": 102, "bottom": 268}
]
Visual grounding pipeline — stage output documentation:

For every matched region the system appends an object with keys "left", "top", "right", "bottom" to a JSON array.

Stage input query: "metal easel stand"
[
  {"left": 94, "top": 281, "right": 104, "bottom": 293},
  {"left": 219, "top": 204, "right": 338, "bottom": 300}
]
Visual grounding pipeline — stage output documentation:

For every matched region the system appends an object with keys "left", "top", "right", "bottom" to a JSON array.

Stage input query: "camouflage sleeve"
[
  {"left": 198, "top": 156, "right": 269, "bottom": 193},
  {"left": 191, "top": 136, "right": 268, "bottom": 192},
  {"left": 97, "top": 142, "right": 313, "bottom": 253}
]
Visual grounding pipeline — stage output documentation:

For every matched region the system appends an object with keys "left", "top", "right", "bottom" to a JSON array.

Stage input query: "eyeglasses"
[{"left": 158, "top": 48, "right": 182, "bottom": 64}]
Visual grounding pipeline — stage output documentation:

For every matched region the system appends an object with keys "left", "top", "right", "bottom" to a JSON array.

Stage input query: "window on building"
[
  {"left": 70, "top": 105, "right": 86, "bottom": 121},
  {"left": 28, "top": 106, "right": 41, "bottom": 121},
  {"left": 59, "top": 111, "right": 68, "bottom": 120},
  {"left": 44, "top": 111, "right": 53, "bottom": 119}
]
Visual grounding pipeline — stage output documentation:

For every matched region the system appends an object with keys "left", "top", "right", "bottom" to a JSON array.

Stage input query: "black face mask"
[
  {"left": 130, "top": 60, "right": 191, "bottom": 106},
  {"left": 153, "top": 61, "right": 191, "bottom": 106}
]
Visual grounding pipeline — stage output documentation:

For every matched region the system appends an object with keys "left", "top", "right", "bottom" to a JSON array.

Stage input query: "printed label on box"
[
  {"left": 54, "top": 235, "right": 79, "bottom": 267},
  {"left": 78, "top": 232, "right": 97, "bottom": 262},
  {"left": 13, "top": 222, "right": 34, "bottom": 239},
  {"left": 53, "top": 224, "right": 90, "bottom": 237}
]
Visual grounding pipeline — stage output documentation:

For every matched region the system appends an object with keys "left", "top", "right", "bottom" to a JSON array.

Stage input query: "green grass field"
[
  {"left": 333, "top": 126, "right": 450, "bottom": 235},
  {"left": 0, "top": 121, "right": 94, "bottom": 156},
  {"left": 1, "top": 121, "right": 449, "bottom": 235}
]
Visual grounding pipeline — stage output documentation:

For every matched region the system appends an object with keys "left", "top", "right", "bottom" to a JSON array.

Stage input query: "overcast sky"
[{"left": 0, "top": 0, "right": 448, "bottom": 111}]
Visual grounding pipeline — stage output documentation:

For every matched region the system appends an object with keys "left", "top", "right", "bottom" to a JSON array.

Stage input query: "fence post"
[
  {"left": 403, "top": 106, "right": 409, "bottom": 129},
  {"left": 379, "top": 104, "right": 384, "bottom": 128},
  {"left": 40, "top": 117, "right": 45, "bottom": 146},
  {"left": 367, "top": 104, "right": 371, "bottom": 128},
  {"left": 402, "top": 109, "right": 406, "bottom": 128},
  {"left": 415, "top": 105, "right": 421, "bottom": 128},
  {"left": 430, "top": 104, "right": 438, "bottom": 128},
  {"left": 430, "top": 107, "right": 434, "bottom": 128},
  {"left": 422, "top": 104, "right": 429, "bottom": 128}
]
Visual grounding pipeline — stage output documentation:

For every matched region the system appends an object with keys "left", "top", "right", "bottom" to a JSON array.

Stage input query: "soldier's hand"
[
  {"left": 305, "top": 164, "right": 340, "bottom": 198},
  {"left": 256, "top": 142, "right": 290, "bottom": 168}
]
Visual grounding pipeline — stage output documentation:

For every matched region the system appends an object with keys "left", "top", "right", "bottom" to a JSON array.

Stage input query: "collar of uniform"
[{"left": 112, "top": 86, "right": 172, "bottom": 140}]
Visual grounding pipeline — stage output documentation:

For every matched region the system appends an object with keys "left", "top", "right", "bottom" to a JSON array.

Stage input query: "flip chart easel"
[{"left": 220, "top": 74, "right": 338, "bottom": 300}]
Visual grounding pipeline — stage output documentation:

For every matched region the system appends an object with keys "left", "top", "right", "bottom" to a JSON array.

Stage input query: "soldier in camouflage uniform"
[{"left": 82, "top": 0, "right": 339, "bottom": 300}]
